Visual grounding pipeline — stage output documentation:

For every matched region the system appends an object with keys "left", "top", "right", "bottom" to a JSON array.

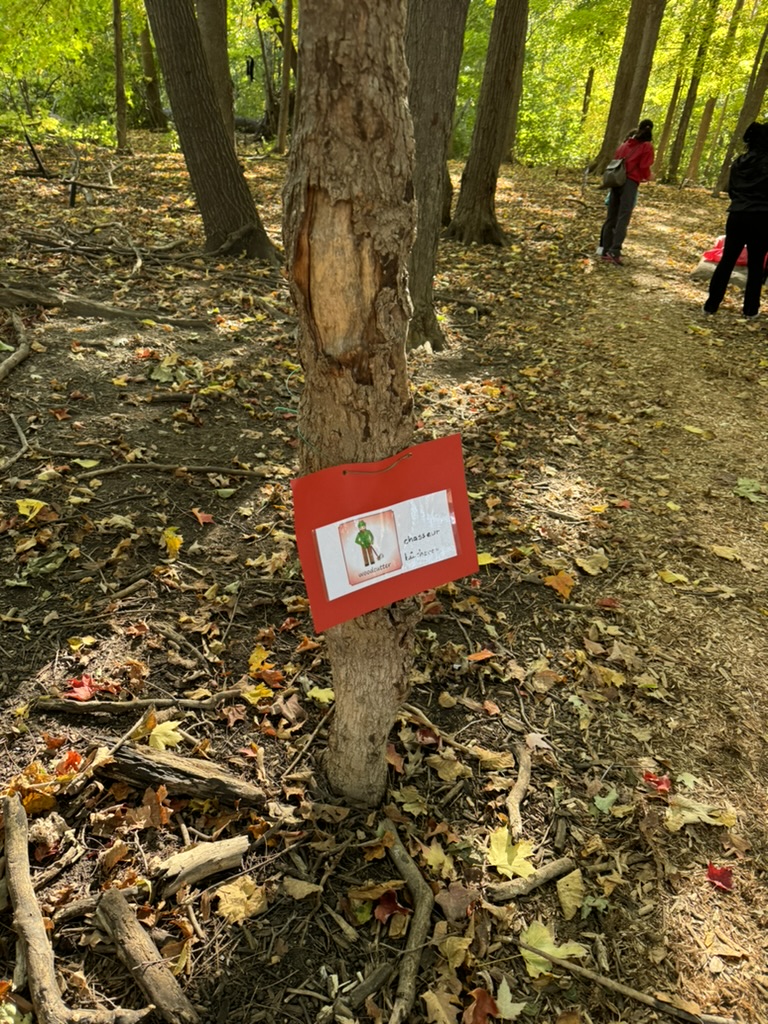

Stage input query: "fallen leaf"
[
  {"left": 643, "top": 772, "right": 671, "bottom": 793},
  {"left": 519, "top": 920, "right": 587, "bottom": 978},
  {"left": 16, "top": 499, "right": 48, "bottom": 521},
  {"left": 711, "top": 545, "right": 740, "bottom": 561},
  {"left": 347, "top": 880, "right": 406, "bottom": 901},
  {"left": 374, "top": 889, "right": 412, "bottom": 924},
  {"left": 664, "top": 794, "right": 737, "bottom": 832},
  {"left": 439, "top": 933, "right": 473, "bottom": 970},
  {"left": 216, "top": 876, "right": 268, "bottom": 924},
  {"left": 706, "top": 863, "right": 734, "bottom": 892},
  {"left": 191, "top": 507, "right": 215, "bottom": 526},
  {"left": 658, "top": 569, "right": 688, "bottom": 585},
  {"left": 306, "top": 686, "right": 335, "bottom": 703},
  {"left": 148, "top": 720, "right": 183, "bottom": 751},
  {"left": 422, "top": 989, "right": 461, "bottom": 1024},
  {"left": 477, "top": 553, "right": 498, "bottom": 565},
  {"left": 434, "top": 881, "right": 481, "bottom": 922},
  {"left": 426, "top": 750, "right": 473, "bottom": 782},
  {"left": 495, "top": 977, "right": 527, "bottom": 1020},
  {"left": 248, "top": 644, "right": 275, "bottom": 674},
  {"left": 488, "top": 828, "right": 535, "bottom": 879},
  {"left": 462, "top": 987, "right": 499, "bottom": 1024},
  {"left": 543, "top": 571, "right": 575, "bottom": 600},
  {"left": 282, "top": 877, "right": 323, "bottom": 899},
  {"left": 467, "top": 648, "right": 494, "bottom": 662},
  {"left": 556, "top": 869, "right": 585, "bottom": 921},
  {"left": 575, "top": 550, "right": 609, "bottom": 575}
]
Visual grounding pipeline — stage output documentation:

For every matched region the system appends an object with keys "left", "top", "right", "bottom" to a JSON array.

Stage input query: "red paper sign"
[{"left": 291, "top": 434, "right": 478, "bottom": 631}]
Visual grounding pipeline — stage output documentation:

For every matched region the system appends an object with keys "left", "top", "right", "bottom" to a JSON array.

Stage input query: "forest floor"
[{"left": 1, "top": 133, "right": 767, "bottom": 1024}]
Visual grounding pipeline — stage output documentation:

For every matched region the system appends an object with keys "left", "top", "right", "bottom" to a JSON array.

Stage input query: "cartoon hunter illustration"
[{"left": 354, "top": 520, "right": 378, "bottom": 567}]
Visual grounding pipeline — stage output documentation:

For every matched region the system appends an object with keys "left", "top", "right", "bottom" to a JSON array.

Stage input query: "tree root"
[
  {"left": 381, "top": 818, "right": 435, "bottom": 1024},
  {"left": 3, "top": 794, "right": 155, "bottom": 1024}
]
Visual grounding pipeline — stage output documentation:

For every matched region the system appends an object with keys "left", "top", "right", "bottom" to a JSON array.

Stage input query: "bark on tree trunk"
[
  {"left": 276, "top": 0, "right": 293, "bottom": 154},
  {"left": 139, "top": 22, "right": 168, "bottom": 131},
  {"left": 713, "top": 21, "right": 768, "bottom": 194},
  {"left": 581, "top": 67, "right": 594, "bottom": 124},
  {"left": 113, "top": 0, "right": 128, "bottom": 151},
  {"left": 145, "top": 0, "right": 276, "bottom": 261},
  {"left": 405, "top": 0, "right": 469, "bottom": 352},
  {"left": 283, "top": 0, "right": 418, "bottom": 807},
  {"left": 590, "top": 0, "right": 666, "bottom": 174},
  {"left": 195, "top": 0, "right": 235, "bottom": 149},
  {"left": 447, "top": 0, "right": 528, "bottom": 247},
  {"left": 654, "top": 71, "right": 683, "bottom": 174}
]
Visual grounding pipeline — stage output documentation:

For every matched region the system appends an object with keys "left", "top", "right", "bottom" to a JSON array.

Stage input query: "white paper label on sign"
[{"left": 313, "top": 489, "right": 457, "bottom": 601}]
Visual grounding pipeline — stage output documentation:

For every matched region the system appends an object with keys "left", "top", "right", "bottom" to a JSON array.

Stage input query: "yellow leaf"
[
  {"left": 306, "top": 686, "right": 335, "bottom": 703},
  {"left": 488, "top": 828, "right": 535, "bottom": 879},
  {"left": 438, "top": 934, "right": 473, "bottom": 970},
  {"left": 425, "top": 751, "right": 473, "bottom": 783},
  {"left": 67, "top": 635, "right": 98, "bottom": 652},
  {"left": 160, "top": 526, "right": 183, "bottom": 560},
  {"left": 520, "top": 920, "right": 587, "bottom": 978},
  {"left": 422, "top": 989, "right": 461, "bottom": 1024},
  {"left": 682, "top": 425, "right": 715, "bottom": 439},
  {"left": 248, "top": 644, "right": 274, "bottom": 674},
  {"left": 283, "top": 877, "right": 323, "bottom": 899},
  {"left": 543, "top": 571, "right": 575, "bottom": 600},
  {"left": 241, "top": 683, "right": 273, "bottom": 705},
  {"left": 575, "top": 551, "right": 609, "bottom": 575},
  {"left": 658, "top": 569, "right": 688, "bottom": 585},
  {"left": 556, "top": 869, "right": 585, "bottom": 921},
  {"left": 216, "top": 876, "right": 268, "bottom": 924},
  {"left": 664, "top": 795, "right": 738, "bottom": 832},
  {"left": 148, "top": 720, "right": 183, "bottom": 751},
  {"left": 16, "top": 499, "right": 48, "bottom": 521},
  {"left": 477, "top": 552, "right": 498, "bottom": 565},
  {"left": 711, "top": 545, "right": 740, "bottom": 562},
  {"left": 111, "top": 376, "right": 129, "bottom": 386}
]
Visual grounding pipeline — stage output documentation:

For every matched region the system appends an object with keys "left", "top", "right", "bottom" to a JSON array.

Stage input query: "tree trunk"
[
  {"left": 113, "top": 0, "right": 128, "bottom": 151},
  {"left": 283, "top": 0, "right": 418, "bottom": 807},
  {"left": 276, "top": 0, "right": 293, "bottom": 154},
  {"left": 703, "top": 93, "right": 730, "bottom": 181},
  {"left": 145, "top": 0, "right": 276, "bottom": 261},
  {"left": 257, "top": 17, "right": 279, "bottom": 136},
  {"left": 406, "top": 0, "right": 469, "bottom": 351},
  {"left": 195, "top": 0, "right": 235, "bottom": 149},
  {"left": 581, "top": 67, "right": 594, "bottom": 124},
  {"left": 590, "top": 0, "right": 666, "bottom": 174},
  {"left": 139, "top": 22, "right": 168, "bottom": 131},
  {"left": 664, "top": 0, "right": 721, "bottom": 184},
  {"left": 447, "top": 0, "right": 528, "bottom": 246},
  {"left": 684, "top": 95, "right": 717, "bottom": 182},
  {"left": 713, "top": 21, "right": 768, "bottom": 194},
  {"left": 654, "top": 72, "right": 683, "bottom": 174},
  {"left": 441, "top": 163, "right": 453, "bottom": 226}
]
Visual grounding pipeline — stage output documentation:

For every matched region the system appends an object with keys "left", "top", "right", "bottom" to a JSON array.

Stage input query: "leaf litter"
[{"left": 0, "top": 137, "right": 767, "bottom": 1023}]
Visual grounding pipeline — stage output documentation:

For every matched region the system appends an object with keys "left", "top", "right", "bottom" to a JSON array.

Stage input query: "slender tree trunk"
[
  {"left": 654, "top": 72, "right": 683, "bottom": 174},
  {"left": 113, "top": 0, "right": 128, "bottom": 151},
  {"left": 703, "top": 93, "right": 730, "bottom": 180},
  {"left": 665, "top": 0, "right": 721, "bottom": 184},
  {"left": 406, "top": 0, "right": 469, "bottom": 351},
  {"left": 195, "top": 0, "right": 235, "bottom": 149},
  {"left": 447, "top": 0, "right": 528, "bottom": 246},
  {"left": 581, "top": 67, "right": 594, "bottom": 124},
  {"left": 713, "top": 21, "right": 768, "bottom": 194},
  {"left": 145, "top": 0, "right": 277, "bottom": 261},
  {"left": 257, "top": 18, "right": 278, "bottom": 135},
  {"left": 684, "top": 96, "right": 717, "bottom": 183},
  {"left": 276, "top": 0, "right": 293, "bottom": 154},
  {"left": 590, "top": 0, "right": 666, "bottom": 174},
  {"left": 283, "top": 0, "right": 417, "bottom": 807},
  {"left": 139, "top": 22, "right": 168, "bottom": 131}
]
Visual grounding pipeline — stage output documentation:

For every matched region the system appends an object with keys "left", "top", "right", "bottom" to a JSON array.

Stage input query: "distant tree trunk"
[
  {"left": 502, "top": 0, "right": 529, "bottom": 162},
  {"left": 703, "top": 93, "right": 731, "bottom": 180},
  {"left": 441, "top": 164, "right": 453, "bottom": 225},
  {"left": 406, "top": 0, "right": 469, "bottom": 351},
  {"left": 145, "top": 0, "right": 277, "bottom": 261},
  {"left": 447, "top": 0, "right": 528, "bottom": 246},
  {"left": 276, "top": 0, "right": 292, "bottom": 154},
  {"left": 713, "top": 22, "right": 768, "bottom": 194},
  {"left": 590, "top": 0, "right": 666, "bottom": 173},
  {"left": 664, "top": 0, "right": 721, "bottom": 184},
  {"left": 195, "top": 0, "right": 235, "bottom": 148},
  {"left": 283, "top": 0, "right": 417, "bottom": 807},
  {"left": 257, "top": 17, "right": 279, "bottom": 136},
  {"left": 684, "top": 96, "right": 717, "bottom": 182},
  {"left": 139, "top": 22, "right": 168, "bottom": 131},
  {"left": 654, "top": 72, "right": 683, "bottom": 173},
  {"left": 581, "top": 67, "right": 594, "bottom": 124},
  {"left": 113, "top": 0, "right": 128, "bottom": 151}
]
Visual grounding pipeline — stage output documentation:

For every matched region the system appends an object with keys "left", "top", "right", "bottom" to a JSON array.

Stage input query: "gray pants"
[{"left": 601, "top": 179, "right": 639, "bottom": 256}]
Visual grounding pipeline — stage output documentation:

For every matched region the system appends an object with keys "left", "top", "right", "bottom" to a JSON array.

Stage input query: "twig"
[
  {"left": 0, "top": 313, "right": 33, "bottom": 383},
  {"left": 3, "top": 794, "right": 155, "bottom": 1024},
  {"left": 35, "top": 687, "right": 246, "bottom": 716},
  {"left": 486, "top": 856, "right": 575, "bottom": 903},
  {"left": 75, "top": 461, "right": 271, "bottom": 482},
  {"left": 381, "top": 819, "right": 434, "bottom": 1024},
  {"left": 281, "top": 707, "right": 333, "bottom": 778},
  {"left": 516, "top": 940, "right": 736, "bottom": 1024},
  {"left": 0, "top": 411, "right": 31, "bottom": 472},
  {"left": 506, "top": 743, "right": 532, "bottom": 839}
]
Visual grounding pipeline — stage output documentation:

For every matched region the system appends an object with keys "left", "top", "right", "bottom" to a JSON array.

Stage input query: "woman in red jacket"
[{"left": 599, "top": 119, "right": 655, "bottom": 266}]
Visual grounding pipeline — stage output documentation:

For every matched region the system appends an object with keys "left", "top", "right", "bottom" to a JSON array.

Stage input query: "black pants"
[
  {"left": 601, "top": 179, "right": 639, "bottom": 256},
  {"left": 705, "top": 210, "right": 768, "bottom": 317}
]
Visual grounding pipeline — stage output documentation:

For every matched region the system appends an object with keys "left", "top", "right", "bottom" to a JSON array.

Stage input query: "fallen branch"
[
  {"left": 0, "top": 282, "right": 209, "bottom": 329},
  {"left": 155, "top": 834, "right": 250, "bottom": 897},
  {"left": 36, "top": 687, "right": 248, "bottom": 716},
  {"left": 95, "top": 888, "right": 201, "bottom": 1024},
  {"left": 506, "top": 743, "right": 531, "bottom": 839},
  {"left": 74, "top": 461, "right": 272, "bottom": 482},
  {"left": 486, "top": 856, "right": 575, "bottom": 903},
  {"left": 381, "top": 819, "right": 434, "bottom": 1024},
  {"left": 3, "top": 794, "right": 155, "bottom": 1024},
  {"left": 517, "top": 940, "right": 737, "bottom": 1024},
  {"left": 0, "top": 313, "right": 33, "bottom": 383},
  {"left": 0, "top": 411, "right": 31, "bottom": 472}
]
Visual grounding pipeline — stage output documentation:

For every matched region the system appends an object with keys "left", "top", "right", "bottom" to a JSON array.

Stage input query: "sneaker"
[
  {"left": 743, "top": 313, "right": 759, "bottom": 320},
  {"left": 702, "top": 305, "right": 716, "bottom": 315},
  {"left": 602, "top": 253, "right": 623, "bottom": 265}
]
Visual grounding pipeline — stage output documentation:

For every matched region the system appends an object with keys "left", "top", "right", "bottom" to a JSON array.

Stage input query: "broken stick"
[
  {"left": 381, "top": 818, "right": 434, "bottom": 1024},
  {"left": 3, "top": 794, "right": 154, "bottom": 1024},
  {"left": 0, "top": 313, "right": 33, "bottom": 384},
  {"left": 506, "top": 743, "right": 531, "bottom": 839},
  {"left": 95, "top": 888, "right": 201, "bottom": 1024},
  {"left": 486, "top": 856, "right": 575, "bottom": 903}
]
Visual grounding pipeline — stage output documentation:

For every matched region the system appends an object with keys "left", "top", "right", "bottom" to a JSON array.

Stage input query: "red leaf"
[
  {"left": 595, "top": 597, "right": 621, "bottom": 610},
  {"left": 279, "top": 617, "right": 301, "bottom": 632},
  {"left": 706, "top": 862, "right": 734, "bottom": 891},
  {"left": 61, "top": 674, "right": 121, "bottom": 701},
  {"left": 192, "top": 507, "right": 215, "bottom": 526},
  {"left": 42, "top": 732, "right": 67, "bottom": 751},
  {"left": 386, "top": 743, "right": 405, "bottom": 774},
  {"left": 374, "top": 890, "right": 412, "bottom": 924},
  {"left": 295, "top": 635, "right": 321, "bottom": 653},
  {"left": 462, "top": 987, "right": 499, "bottom": 1024},
  {"left": 55, "top": 750, "right": 83, "bottom": 775},
  {"left": 416, "top": 726, "right": 441, "bottom": 747},
  {"left": 643, "top": 772, "right": 671, "bottom": 793}
]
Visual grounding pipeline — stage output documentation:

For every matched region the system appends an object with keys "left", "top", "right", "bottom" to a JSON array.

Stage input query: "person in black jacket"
[{"left": 704, "top": 122, "right": 768, "bottom": 319}]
